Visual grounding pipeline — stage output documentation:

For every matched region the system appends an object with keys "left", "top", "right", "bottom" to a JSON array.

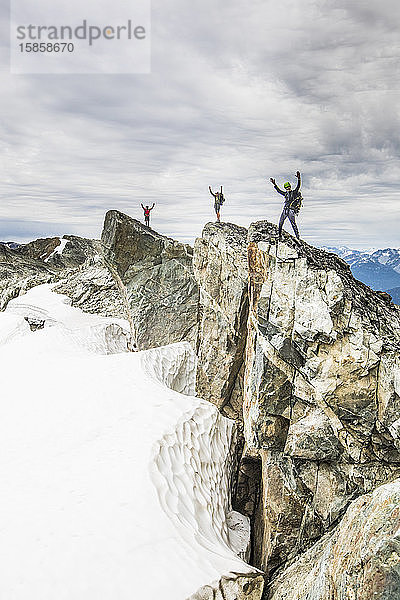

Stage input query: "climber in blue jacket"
[{"left": 270, "top": 171, "right": 302, "bottom": 239}]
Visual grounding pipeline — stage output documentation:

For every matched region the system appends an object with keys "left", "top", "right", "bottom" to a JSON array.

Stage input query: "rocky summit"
[
  {"left": 2, "top": 212, "right": 400, "bottom": 600},
  {"left": 244, "top": 222, "right": 400, "bottom": 573},
  {"left": 193, "top": 220, "right": 400, "bottom": 597},
  {"left": 101, "top": 210, "right": 199, "bottom": 350}
]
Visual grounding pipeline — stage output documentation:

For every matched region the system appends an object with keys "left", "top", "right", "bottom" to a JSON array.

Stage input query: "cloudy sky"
[{"left": 1, "top": 0, "right": 400, "bottom": 248}]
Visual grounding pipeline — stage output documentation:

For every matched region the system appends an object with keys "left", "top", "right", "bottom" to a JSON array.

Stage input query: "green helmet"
[{"left": 284, "top": 182, "right": 291, "bottom": 189}]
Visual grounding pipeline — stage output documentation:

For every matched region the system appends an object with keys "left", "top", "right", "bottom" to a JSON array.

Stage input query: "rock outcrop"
[
  {"left": 193, "top": 222, "right": 249, "bottom": 420},
  {"left": 0, "top": 242, "right": 58, "bottom": 310},
  {"left": 188, "top": 573, "right": 265, "bottom": 600},
  {"left": 101, "top": 210, "right": 199, "bottom": 350},
  {"left": 1, "top": 213, "right": 200, "bottom": 352},
  {"left": 266, "top": 478, "right": 400, "bottom": 600},
  {"left": 16, "top": 236, "right": 61, "bottom": 261},
  {"left": 193, "top": 220, "right": 400, "bottom": 596},
  {"left": 243, "top": 222, "right": 400, "bottom": 574},
  {"left": 52, "top": 250, "right": 126, "bottom": 320},
  {"left": 193, "top": 222, "right": 263, "bottom": 566},
  {"left": 0, "top": 235, "right": 105, "bottom": 311}
]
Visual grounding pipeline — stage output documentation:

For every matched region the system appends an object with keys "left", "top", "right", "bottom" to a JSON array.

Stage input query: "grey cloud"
[{"left": 0, "top": 0, "right": 399, "bottom": 248}]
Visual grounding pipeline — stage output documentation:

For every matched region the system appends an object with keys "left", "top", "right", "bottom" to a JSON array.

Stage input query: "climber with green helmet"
[{"left": 269, "top": 171, "right": 301, "bottom": 239}]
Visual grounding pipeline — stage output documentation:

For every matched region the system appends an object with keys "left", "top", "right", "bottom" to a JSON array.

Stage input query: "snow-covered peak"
[
  {"left": 321, "top": 245, "right": 400, "bottom": 284},
  {"left": 0, "top": 241, "right": 22, "bottom": 249},
  {"left": 370, "top": 248, "right": 400, "bottom": 273}
]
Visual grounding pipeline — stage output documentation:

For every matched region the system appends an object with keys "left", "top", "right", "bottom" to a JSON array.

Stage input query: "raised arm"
[
  {"left": 294, "top": 171, "right": 301, "bottom": 193},
  {"left": 150, "top": 203, "right": 155, "bottom": 210},
  {"left": 209, "top": 185, "right": 217, "bottom": 198},
  {"left": 270, "top": 178, "right": 286, "bottom": 196},
  {"left": 141, "top": 203, "right": 145, "bottom": 210}
]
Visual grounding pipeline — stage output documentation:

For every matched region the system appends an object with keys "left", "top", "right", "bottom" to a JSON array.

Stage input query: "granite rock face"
[
  {"left": 0, "top": 234, "right": 102, "bottom": 303},
  {"left": 188, "top": 573, "right": 265, "bottom": 600},
  {"left": 52, "top": 254, "right": 126, "bottom": 320},
  {"left": 193, "top": 222, "right": 249, "bottom": 419},
  {"left": 193, "top": 222, "right": 263, "bottom": 566},
  {"left": 193, "top": 220, "right": 400, "bottom": 596},
  {"left": 50, "top": 235, "right": 127, "bottom": 320},
  {"left": 1, "top": 213, "right": 200, "bottom": 352},
  {"left": 101, "top": 210, "right": 199, "bottom": 350},
  {"left": 266, "top": 478, "right": 400, "bottom": 600},
  {"left": 0, "top": 242, "right": 58, "bottom": 310},
  {"left": 243, "top": 222, "right": 400, "bottom": 574}
]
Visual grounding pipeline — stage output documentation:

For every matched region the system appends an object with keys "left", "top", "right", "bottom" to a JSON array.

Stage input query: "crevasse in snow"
[{"left": 0, "top": 284, "right": 253, "bottom": 599}]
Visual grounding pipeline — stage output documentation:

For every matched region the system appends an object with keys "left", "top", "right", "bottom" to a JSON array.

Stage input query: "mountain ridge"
[
  {"left": 321, "top": 245, "right": 400, "bottom": 297},
  {"left": 1, "top": 213, "right": 400, "bottom": 600}
]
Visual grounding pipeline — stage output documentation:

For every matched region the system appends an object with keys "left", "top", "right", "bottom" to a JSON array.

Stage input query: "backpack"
[{"left": 290, "top": 191, "right": 303, "bottom": 214}]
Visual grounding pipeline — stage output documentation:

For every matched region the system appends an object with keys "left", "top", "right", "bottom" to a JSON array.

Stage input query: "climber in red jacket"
[{"left": 141, "top": 203, "right": 155, "bottom": 227}]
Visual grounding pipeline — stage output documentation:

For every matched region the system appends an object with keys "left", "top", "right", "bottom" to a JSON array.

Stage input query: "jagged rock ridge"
[
  {"left": 0, "top": 212, "right": 199, "bottom": 352},
  {"left": 193, "top": 222, "right": 249, "bottom": 421},
  {"left": 2, "top": 212, "right": 400, "bottom": 600},
  {"left": 193, "top": 220, "right": 400, "bottom": 598},
  {"left": 101, "top": 210, "right": 199, "bottom": 350},
  {"left": 244, "top": 222, "right": 400, "bottom": 579}
]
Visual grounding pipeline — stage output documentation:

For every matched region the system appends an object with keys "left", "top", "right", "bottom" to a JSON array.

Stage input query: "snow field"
[{"left": 0, "top": 285, "right": 253, "bottom": 599}]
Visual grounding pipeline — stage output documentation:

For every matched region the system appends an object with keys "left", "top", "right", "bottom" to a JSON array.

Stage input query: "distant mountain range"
[
  {"left": 322, "top": 246, "right": 400, "bottom": 303},
  {"left": 0, "top": 241, "right": 22, "bottom": 250}
]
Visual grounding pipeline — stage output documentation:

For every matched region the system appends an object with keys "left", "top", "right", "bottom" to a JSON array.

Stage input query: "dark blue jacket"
[{"left": 274, "top": 176, "right": 301, "bottom": 209}]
